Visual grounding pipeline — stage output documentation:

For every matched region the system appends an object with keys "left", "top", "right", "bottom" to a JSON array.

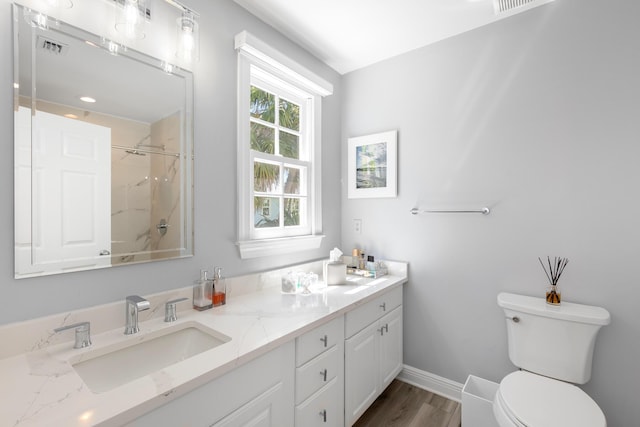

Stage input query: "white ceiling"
[{"left": 234, "top": 0, "right": 555, "bottom": 74}]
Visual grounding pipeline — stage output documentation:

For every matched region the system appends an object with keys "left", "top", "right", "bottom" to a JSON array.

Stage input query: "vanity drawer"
[
  {"left": 296, "top": 316, "right": 344, "bottom": 367},
  {"left": 295, "top": 377, "right": 342, "bottom": 427},
  {"left": 295, "top": 344, "right": 341, "bottom": 405},
  {"left": 345, "top": 286, "right": 402, "bottom": 339}
]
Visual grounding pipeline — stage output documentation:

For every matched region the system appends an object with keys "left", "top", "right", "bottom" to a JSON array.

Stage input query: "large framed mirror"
[{"left": 13, "top": 3, "right": 194, "bottom": 278}]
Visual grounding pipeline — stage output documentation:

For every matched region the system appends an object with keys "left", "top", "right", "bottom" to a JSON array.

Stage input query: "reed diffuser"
[{"left": 538, "top": 256, "right": 568, "bottom": 305}]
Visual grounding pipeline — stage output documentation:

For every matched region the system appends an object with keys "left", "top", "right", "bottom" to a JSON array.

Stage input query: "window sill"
[{"left": 236, "top": 234, "right": 325, "bottom": 259}]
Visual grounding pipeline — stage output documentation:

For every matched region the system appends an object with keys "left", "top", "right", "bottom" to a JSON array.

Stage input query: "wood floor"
[{"left": 353, "top": 380, "right": 462, "bottom": 427}]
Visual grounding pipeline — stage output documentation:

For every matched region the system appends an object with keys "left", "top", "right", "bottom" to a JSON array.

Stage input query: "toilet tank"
[{"left": 497, "top": 292, "right": 610, "bottom": 384}]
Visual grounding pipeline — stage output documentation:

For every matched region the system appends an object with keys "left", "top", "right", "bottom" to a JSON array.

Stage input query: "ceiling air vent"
[
  {"left": 37, "top": 36, "right": 69, "bottom": 55},
  {"left": 494, "top": 0, "right": 551, "bottom": 14}
]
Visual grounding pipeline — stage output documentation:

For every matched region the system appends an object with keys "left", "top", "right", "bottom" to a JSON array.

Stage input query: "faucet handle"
[
  {"left": 164, "top": 297, "right": 189, "bottom": 322},
  {"left": 54, "top": 321, "right": 92, "bottom": 349}
]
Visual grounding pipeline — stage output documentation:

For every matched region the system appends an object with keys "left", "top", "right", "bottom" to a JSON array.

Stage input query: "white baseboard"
[{"left": 397, "top": 364, "right": 464, "bottom": 403}]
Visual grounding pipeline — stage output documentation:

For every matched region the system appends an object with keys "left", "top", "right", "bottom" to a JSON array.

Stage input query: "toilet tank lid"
[{"left": 497, "top": 292, "right": 611, "bottom": 325}]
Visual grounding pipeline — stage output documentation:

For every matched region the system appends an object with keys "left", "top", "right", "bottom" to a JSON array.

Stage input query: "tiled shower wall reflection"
[{"left": 111, "top": 111, "right": 182, "bottom": 264}]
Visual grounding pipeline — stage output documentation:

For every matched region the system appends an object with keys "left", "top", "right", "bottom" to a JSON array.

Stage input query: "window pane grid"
[
  {"left": 250, "top": 85, "right": 302, "bottom": 161},
  {"left": 252, "top": 162, "right": 307, "bottom": 196},
  {"left": 251, "top": 152, "right": 308, "bottom": 230}
]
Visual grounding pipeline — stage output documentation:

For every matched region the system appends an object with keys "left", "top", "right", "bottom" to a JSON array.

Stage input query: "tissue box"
[{"left": 323, "top": 261, "right": 346, "bottom": 285}]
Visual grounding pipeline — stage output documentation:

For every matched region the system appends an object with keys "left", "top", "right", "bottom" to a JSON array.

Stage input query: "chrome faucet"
[
  {"left": 124, "top": 295, "right": 150, "bottom": 335},
  {"left": 54, "top": 321, "right": 92, "bottom": 349}
]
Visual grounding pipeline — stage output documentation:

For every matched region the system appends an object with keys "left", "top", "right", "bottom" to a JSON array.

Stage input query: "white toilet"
[{"left": 494, "top": 292, "right": 610, "bottom": 427}]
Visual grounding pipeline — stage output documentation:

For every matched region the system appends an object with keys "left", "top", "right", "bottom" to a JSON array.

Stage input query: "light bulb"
[
  {"left": 124, "top": 1, "right": 139, "bottom": 25},
  {"left": 176, "top": 10, "right": 199, "bottom": 62},
  {"left": 182, "top": 28, "right": 194, "bottom": 52},
  {"left": 115, "top": 0, "right": 145, "bottom": 39}
]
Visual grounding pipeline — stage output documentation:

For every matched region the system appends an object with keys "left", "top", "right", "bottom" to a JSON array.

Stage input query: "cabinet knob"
[
  {"left": 320, "top": 368, "right": 328, "bottom": 381},
  {"left": 379, "top": 302, "right": 386, "bottom": 311},
  {"left": 319, "top": 409, "right": 327, "bottom": 423},
  {"left": 320, "top": 334, "right": 328, "bottom": 347}
]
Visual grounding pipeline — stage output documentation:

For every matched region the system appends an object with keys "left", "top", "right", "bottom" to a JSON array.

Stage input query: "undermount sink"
[{"left": 70, "top": 321, "right": 231, "bottom": 393}]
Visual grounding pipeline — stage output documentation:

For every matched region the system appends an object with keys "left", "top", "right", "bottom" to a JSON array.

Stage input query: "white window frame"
[{"left": 235, "top": 31, "right": 333, "bottom": 259}]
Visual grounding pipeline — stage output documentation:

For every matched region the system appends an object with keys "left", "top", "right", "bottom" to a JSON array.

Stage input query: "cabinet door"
[
  {"left": 344, "top": 322, "right": 379, "bottom": 426},
  {"left": 379, "top": 306, "right": 403, "bottom": 390},
  {"left": 214, "top": 382, "right": 287, "bottom": 427}
]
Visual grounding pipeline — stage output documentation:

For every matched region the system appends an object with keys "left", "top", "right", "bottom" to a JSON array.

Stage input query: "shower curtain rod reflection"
[
  {"left": 112, "top": 145, "right": 180, "bottom": 158},
  {"left": 410, "top": 207, "right": 491, "bottom": 215}
]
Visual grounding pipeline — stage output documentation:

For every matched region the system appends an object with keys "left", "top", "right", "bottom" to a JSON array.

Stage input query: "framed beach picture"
[{"left": 347, "top": 130, "right": 397, "bottom": 199}]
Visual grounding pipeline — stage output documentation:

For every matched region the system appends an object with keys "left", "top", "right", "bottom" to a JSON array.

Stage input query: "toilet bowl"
[{"left": 493, "top": 371, "right": 606, "bottom": 427}]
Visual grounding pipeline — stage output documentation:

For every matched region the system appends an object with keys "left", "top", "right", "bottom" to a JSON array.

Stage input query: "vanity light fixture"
[
  {"left": 175, "top": 7, "right": 199, "bottom": 62},
  {"left": 115, "top": 0, "right": 148, "bottom": 39}
]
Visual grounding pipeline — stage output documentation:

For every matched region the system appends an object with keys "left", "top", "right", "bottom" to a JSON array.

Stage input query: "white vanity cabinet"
[
  {"left": 126, "top": 341, "right": 295, "bottom": 427},
  {"left": 344, "top": 287, "right": 403, "bottom": 426},
  {"left": 295, "top": 316, "right": 345, "bottom": 426}
]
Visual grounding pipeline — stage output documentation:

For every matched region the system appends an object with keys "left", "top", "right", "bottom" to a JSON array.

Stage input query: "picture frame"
[{"left": 347, "top": 130, "right": 397, "bottom": 199}]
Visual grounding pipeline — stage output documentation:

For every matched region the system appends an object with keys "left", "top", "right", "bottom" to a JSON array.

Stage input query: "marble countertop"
[{"left": 0, "top": 261, "right": 407, "bottom": 426}]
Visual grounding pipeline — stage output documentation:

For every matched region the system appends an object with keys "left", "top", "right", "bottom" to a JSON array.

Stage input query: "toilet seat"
[{"left": 494, "top": 371, "right": 606, "bottom": 427}]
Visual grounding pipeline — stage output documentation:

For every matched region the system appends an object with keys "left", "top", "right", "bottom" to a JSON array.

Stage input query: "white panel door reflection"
[{"left": 18, "top": 107, "right": 111, "bottom": 275}]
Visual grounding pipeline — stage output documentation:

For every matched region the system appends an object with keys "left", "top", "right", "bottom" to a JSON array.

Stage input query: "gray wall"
[
  {"left": 0, "top": 0, "right": 342, "bottom": 324},
  {"left": 341, "top": 0, "right": 639, "bottom": 425}
]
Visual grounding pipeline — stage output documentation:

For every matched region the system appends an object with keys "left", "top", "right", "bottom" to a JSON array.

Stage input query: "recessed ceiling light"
[{"left": 79, "top": 96, "right": 96, "bottom": 103}]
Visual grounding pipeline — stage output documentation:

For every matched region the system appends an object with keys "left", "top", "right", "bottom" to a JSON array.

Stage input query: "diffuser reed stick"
[{"left": 539, "top": 256, "right": 568, "bottom": 305}]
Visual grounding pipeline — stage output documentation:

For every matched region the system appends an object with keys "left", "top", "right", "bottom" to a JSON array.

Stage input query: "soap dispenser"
[
  {"left": 213, "top": 267, "right": 226, "bottom": 306},
  {"left": 193, "top": 269, "right": 213, "bottom": 311}
]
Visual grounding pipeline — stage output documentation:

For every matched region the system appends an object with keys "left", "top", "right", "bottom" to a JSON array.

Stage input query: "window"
[
  {"left": 235, "top": 32, "right": 333, "bottom": 259},
  {"left": 250, "top": 82, "right": 307, "bottom": 237}
]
